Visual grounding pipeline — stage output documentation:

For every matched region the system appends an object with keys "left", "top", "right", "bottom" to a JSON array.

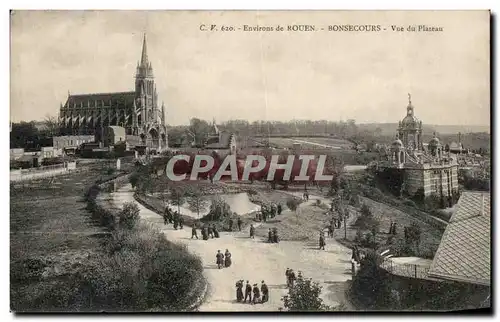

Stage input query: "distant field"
[{"left": 267, "top": 137, "right": 353, "bottom": 149}]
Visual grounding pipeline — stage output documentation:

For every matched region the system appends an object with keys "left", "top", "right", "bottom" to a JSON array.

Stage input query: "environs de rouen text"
[{"left": 199, "top": 24, "right": 444, "bottom": 32}]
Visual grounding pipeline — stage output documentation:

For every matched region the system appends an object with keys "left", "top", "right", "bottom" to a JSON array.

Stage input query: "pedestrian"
[
  {"left": 224, "top": 249, "right": 232, "bottom": 268},
  {"left": 392, "top": 223, "right": 397, "bottom": 235},
  {"left": 262, "top": 210, "right": 267, "bottom": 223},
  {"left": 216, "top": 250, "right": 224, "bottom": 269},
  {"left": 202, "top": 226, "right": 209, "bottom": 240},
  {"left": 236, "top": 280, "right": 244, "bottom": 302},
  {"left": 213, "top": 225, "right": 220, "bottom": 238},
  {"left": 270, "top": 204, "right": 276, "bottom": 218},
  {"left": 244, "top": 280, "right": 252, "bottom": 303},
  {"left": 208, "top": 225, "right": 214, "bottom": 238},
  {"left": 252, "top": 283, "right": 261, "bottom": 304},
  {"left": 178, "top": 216, "right": 184, "bottom": 229},
  {"left": 261, "top": 280, "right": 269, "bottom": 303},
  {"left": 201, "top": 226, "right": 208, "bottom": 240},
  {"left": 163, "top": 213, "right": 169, "bottom": 226},
  {"left": 173, "top": 216, "right": 179, "bottom": 230},
  {"left": 319, "top": 232, "right": 326, "bottom": 250},
  {"left": 277, "top": 203, "right": 282, "bottom": 215},
  {"left": 228, "top": 218, "right": 234, "bottom": 231},
  {"left": 288, "top": 269, "right": 296, "bottom": 288},
  {"left": 237, "top": 217, "right": 243, "bottom": 231},
  {"left": 191, "top": 225, "right": 198, "bottom": 239},
  {"left": 268, "top": 228, "right": 273, "bottom": 243},
  {"left": 250, "top": 224, "right": 255, "bottom": 239},
  {"left": 272, "top": 227, "right": 279, "bottom": 243},
  {"left": 285, "top": 268, "right": 291, "bottom": 287}
]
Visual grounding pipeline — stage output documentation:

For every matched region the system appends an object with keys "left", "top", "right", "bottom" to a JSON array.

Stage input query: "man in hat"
[
  {"left": 244, "top": 280, "right": 252, "bottom": 303},
  {"left": 319, "top": 231, "right": 326, "bottom": 250},
  {"left": 216, "top": 250, "right": 224, "bottom": 269},
  {"left": 268, "top": 228, "right": 273, "bottom": 243},
  {"left": 288, "top": 269, "right": 296, "bottom": 288},
  {"left": 261, "top": 280, "right": 269, "bottom": 303},
  {"left": 237, "top": 217, "right": 243, "bottom": 231},
  {"left": 252, "top": 283, "right": 261, "bottom": 304},
  {"left": 277, "top": 203, "right": 282, "bottom": 215},
  {"left": 191, "top": 224, "right": 198, "bottom": 239},
  {"left": 285, "top": 268, "right": 291, "bottom": 287},
  {"left": 272, "top": 227, "right": 279, "bottom": 243},
  {"left": 250, "top": 224, "right": 255, "bottom": 239},
  {"left": 178, "top": 215, "right": 184, "bottom": 229},
  {"left": 228, "top": 218, "right": 234, "bottom": 232}
]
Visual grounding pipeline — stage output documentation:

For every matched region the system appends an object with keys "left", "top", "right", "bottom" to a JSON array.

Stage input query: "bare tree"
[
  {"left": 42, "top": 114, "right": 60, "bottom": 136},
  {"left": 186, "top": 186, "right": 209, "bottom": 218}
]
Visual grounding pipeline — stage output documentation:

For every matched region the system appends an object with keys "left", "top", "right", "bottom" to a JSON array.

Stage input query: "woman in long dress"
[
  {"left": 235, "top": 280, "right": 244, "bottom": 302},
  {"left": 224, "top": 249, "right": 232, "bottom": 268}
]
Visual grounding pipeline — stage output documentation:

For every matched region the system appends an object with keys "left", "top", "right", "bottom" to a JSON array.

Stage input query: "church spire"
[{"left": 140, "top": 33, "right": 149, "bottom": 67}]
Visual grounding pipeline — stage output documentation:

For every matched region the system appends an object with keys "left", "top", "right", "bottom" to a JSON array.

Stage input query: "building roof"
[
  {"left": 64, "top": 91, "right": 136, "bottom": 108},
  {"left": 428, "top": 191, "right": 491, "bottom": 286}
]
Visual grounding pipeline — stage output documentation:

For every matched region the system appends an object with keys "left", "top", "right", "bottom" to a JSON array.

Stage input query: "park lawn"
[{"left": 10, "top": 165, "right": 114, "bottom": 311}]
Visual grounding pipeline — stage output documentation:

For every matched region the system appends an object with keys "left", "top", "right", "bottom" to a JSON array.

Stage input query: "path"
[{"left": 111, "top": 184, "right": 353, "bottom": 311}]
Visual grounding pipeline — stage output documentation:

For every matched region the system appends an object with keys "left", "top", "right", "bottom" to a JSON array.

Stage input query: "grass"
[
  {"left": 10, "top": 164, "right": 117, "bottom": 312},
  {"left": 11, "top": 161, "right": 206, "bottom": 312}
]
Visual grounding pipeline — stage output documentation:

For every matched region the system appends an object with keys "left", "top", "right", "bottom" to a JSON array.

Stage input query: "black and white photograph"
[{"left": 8, "top": 9, "right": 491, "bottom": 313}]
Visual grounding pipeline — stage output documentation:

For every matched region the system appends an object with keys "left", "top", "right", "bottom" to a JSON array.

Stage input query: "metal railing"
[{"left": 379, "top": 258, "right": 430, "bottom": 280}]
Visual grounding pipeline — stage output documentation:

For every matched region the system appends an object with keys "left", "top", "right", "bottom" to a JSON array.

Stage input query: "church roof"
[
  {"left": 64, "top": 91, "right": 136, "bottom": 108},
  {"left": 428, "top": 191, "right": 491, "bottom": 286}
]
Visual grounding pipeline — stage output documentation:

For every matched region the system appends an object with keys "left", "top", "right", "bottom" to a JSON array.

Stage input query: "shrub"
[
  {"left": 204, "top": 197, "right": 231, "bottom": 221},
  {"left": 118, "top": 202, "right": 140, "bottom": 230},
  {"left": 286, "top": 198, "right": 301, "bottom": 212},
  {"left": 360, "top": 203, "right": 372, "bottom": 218}
]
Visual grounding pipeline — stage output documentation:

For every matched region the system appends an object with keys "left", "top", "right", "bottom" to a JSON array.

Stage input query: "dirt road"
[{"left": 111, "top": 184, "right": 353, "bottom": 311}]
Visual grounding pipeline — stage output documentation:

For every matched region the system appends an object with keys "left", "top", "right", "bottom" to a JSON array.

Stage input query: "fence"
[
  {"left": 379, "top": 258, "right": 431, "bottom": 280},
  {"left": 10, "top": 162, "right": 77, "bottom": 182}
]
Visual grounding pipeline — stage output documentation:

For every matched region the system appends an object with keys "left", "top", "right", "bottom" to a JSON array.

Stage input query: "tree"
[
  {"left": 118, "top": 202, "right": 140, "bottom": 230},
  {"left": 206, "top": 196, "right": 231, "bottom": 221},
  {"left": 186, "top": 187, "right": 209, "bottom": 218},
  {"left": 189, "top": 118, "right": 211, "bottom": 147},
  {"left": 281, "top": 274, "right": 330, "bottom": 311},
  {"left": 10, "top": 121, "right": 39, "bottom": 148},
  {"left": 170, "top": 186, "right": 187, "bottom": 213},
  {"left": 41, "top": 115, "right": 60, "bottom": 137},
  {"left": 286, "top": 198, "right": 300, "bottom": 212},
  {"left": 360, "top": 203, "right": 372, "bottom": 218}
]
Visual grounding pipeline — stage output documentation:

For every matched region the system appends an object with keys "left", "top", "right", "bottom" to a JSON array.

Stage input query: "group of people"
[
  {"left": 215, "top": 249, "right": 232, "bottom": 269},
  {"left": 235, "top": 280, "right": 269, "bottom": 304},
  {"left": 325, "top": 218, "right": 342, "bottom": 237},
  {"left": 163, "top": 206, "right": 184, "bottom": 230},
  {"left": 255, "top": 203, "right": 282, "bottom": 222},
  {"left": 267, "top": 227, "right": 280, "bottom": 243},
  {"left": 190, "top": 223, "right": 222, "bottom": 240},
  {"left": 228, "top": 217, "right": 243, "bottom": 232}
]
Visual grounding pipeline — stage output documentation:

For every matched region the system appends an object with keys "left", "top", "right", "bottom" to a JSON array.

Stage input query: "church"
[
  {"left": 58, "top": 34, "right": 168, "bottom": 152},
  {"left": 377, "top": 95, "right": 459, "bottom": 207}
]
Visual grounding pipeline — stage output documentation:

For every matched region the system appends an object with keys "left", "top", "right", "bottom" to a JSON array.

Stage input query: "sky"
[{"left": 10, "top": 10, "right": 490, "bottom": 126}]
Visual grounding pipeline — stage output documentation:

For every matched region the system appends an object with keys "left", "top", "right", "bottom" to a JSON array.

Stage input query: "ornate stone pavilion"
[
  {"left": 58, "top": 34, "right": 168, "bottom": 151},
  {"left": 379, "top": 94, "right": 459, "bottom": 206}
]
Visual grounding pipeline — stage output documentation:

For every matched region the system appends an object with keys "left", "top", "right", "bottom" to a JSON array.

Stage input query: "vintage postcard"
[{"left": 10, "top": 10, "right": 491, "bottom": 313}]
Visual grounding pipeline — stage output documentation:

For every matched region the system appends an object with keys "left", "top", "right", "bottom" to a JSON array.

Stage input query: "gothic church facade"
[{"left": 58, "top": 34, "right": 167, "bottom": 151}]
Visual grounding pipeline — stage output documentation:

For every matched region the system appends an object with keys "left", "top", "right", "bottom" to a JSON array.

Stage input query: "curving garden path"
[{"left": 111, "top": 184, "right": 354, "bottom": 311}]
